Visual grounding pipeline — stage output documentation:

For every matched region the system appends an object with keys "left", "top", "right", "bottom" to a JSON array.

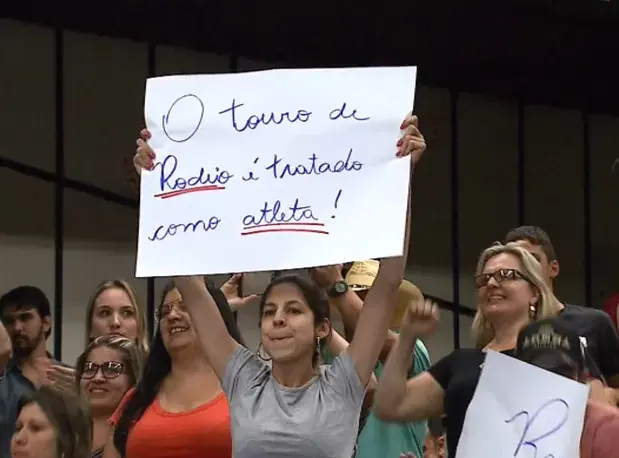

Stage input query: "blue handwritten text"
[
  {"left": 505, "top": 398, "right": 569, "bottom": 458},
  {"left": 148, "top": 217, "right": 221, "bottom": 242},
  {"left": 218, "top": 99, "right": 312, "bottom": 133},
  {"left": 243, "top": 198, "right": 318, "bottom": 227},
  {"left": 265, "top": 149, "right": 363, "bottom": 180},
  {"left": 329, "top": 102, "right": 370, "bottom": 122},
  {"left": 162, "top": 94, "right": 205, "bottom": 143},
  {"left": 157, "top": 154, "right": 233, "bottom": 193},
  {"left": 242, "top": 157, "right": 261, "bottom": 182}
]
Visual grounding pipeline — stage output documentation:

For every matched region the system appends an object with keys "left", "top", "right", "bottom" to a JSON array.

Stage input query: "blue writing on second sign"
[
  {"left": 505, "top": 398, "right": 570, "bottom": 458},
  {"left": 148, "top": 217, "right": 222, "bottom": 242},
  {"left": 218, "top": 99, "right": 312, "bottom": 133},
  {"left": 264, "top": 149, "right": 363, "bottom": 180},
  {"left": 161, "top": 94, "right": 205, "bottom": 143}
]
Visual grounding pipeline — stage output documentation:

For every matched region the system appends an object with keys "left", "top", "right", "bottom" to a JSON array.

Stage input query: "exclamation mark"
[{"left": 331, "top": 189, "right": 343, "bottom": 218}]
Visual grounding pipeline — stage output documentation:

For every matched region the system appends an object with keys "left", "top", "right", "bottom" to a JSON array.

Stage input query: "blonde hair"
[
  {"left": 75, "top": 335, "right": 144, "bottom": 388},
  {"left": 84, "top": 280, "right": 149, "bottom": 355},
  {"left": 471, "top": 242, "right": 561, "bottom": 348}
]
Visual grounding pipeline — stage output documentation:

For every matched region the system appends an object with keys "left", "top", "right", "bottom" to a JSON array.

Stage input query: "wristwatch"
[{"left": 327, "top": 280, "right": 349, "bottom": 298}]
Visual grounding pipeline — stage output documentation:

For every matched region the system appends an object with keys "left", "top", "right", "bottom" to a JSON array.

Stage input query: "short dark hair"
[
  {"left": 0, "top": 286, "right": 52, "bottom": 338},
  {"left": 504, "top": 226, "right": 557, "bottom": 261},
  {"left": 17, "top": 387, "right": 92, "bottom": 458},
  {"left": 0, "top": 286, "right": 51, "bottom": 317}
]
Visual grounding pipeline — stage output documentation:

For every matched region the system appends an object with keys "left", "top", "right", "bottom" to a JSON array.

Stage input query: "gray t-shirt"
[{"left": 223, "top": 346, "right": 366, "bottom": 458}]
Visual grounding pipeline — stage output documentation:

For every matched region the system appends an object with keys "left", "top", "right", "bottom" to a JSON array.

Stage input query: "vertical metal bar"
[
  {"left": 53, "top": 28, "right": 64, "bottom": 361},
  {"left": 145, "top": 42, "right": 157, "bottom": 338},
  {"left": 582, "top": 111, "right": 592, "bottom": 308},
  {"left": 517, "top": 100, "right": 525, "bottom": 225},
  {"left": 450, "top": 89, "right": 460, "bottom": 350}
]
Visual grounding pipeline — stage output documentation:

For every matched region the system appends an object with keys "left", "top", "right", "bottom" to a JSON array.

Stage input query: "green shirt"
[
  {"left": 356, "top": 340, "right": 430, "bottom": 458},
  {"left": 321, "top": 339, "right": 431, "bottom": 458}
]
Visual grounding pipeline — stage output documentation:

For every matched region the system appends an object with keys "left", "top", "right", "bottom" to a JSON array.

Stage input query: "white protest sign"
[
  {"left": 456, "top": 351, "right": 588, "bottom": 458},
  {"left": 136, "top": 67, "right": 416, "bottom": 277}
]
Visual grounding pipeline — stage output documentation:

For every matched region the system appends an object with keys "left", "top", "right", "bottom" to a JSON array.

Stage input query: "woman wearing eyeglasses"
[
  {"left": 375, "top": 242, "right": 562, "bottom": 458},
  {"left": 76, "top": 335, "right": 144, "bottom": 458}
]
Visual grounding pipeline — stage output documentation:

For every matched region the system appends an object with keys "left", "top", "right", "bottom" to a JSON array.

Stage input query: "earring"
[
  {"left": 529, "top": 303, "right": 537, "bottom": 319},
  {"left": 316, "top": 337, "right": 321, "bottom": 358},
  {"left": 256, "top": 342, "right": 272, "bottom": 361}
]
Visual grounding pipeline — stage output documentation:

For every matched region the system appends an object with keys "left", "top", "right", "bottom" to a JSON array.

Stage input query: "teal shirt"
[
  {"left": 321, "top": 340, "right": 431, "bottom": 458},
  {"left": 356, "top": 340, "right": 430, "bottom": 458}
]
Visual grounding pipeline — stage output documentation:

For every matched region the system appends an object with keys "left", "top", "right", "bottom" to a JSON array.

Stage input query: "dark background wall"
[{"left": 0, "top": 2, "right": 617, "bottom": 361}]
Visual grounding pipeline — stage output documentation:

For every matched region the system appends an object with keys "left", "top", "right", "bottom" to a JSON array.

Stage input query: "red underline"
[
  {"left": 242, "top": 222, "right": 325, "bottom": 230},
  {"left": 241, "top": 228, "right": 330, "bottom": 236},
  {"left": 154, "top": 185, "right": 226, "bottom": 199}
]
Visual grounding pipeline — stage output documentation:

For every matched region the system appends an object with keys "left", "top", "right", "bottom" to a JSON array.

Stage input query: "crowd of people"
[{"left": 1, "top": 115, "right": 618, "bottom": 458}]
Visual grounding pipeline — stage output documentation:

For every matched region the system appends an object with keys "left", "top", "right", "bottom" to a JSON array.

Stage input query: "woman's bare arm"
[
  {"left": 175, "top": 276, "right": 240, "bottom": 379},
  {"left": 329, "top": 289, "right": 400, "bottom": 362},
  {"left": 374, "top": 327, "right": 443, "bottom": 421},
  {"left": 327, "top": 329, "right": 378, "bottom": 407},
  {"left": 346, "top": 175, "right": 412, "bottom": 386}
]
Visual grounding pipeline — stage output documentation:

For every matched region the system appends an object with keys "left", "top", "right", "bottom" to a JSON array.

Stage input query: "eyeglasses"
[
  {"left": 81, "top": 361, "right": 125, "bottom": 380},
  {"left": 475, "top": 268, "right": 529, "bottom": 289},
  {"left": 156, "top": 300, "right": 187, "bottom": 321}
]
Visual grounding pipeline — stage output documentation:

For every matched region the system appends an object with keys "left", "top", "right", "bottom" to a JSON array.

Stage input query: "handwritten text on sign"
[
  {"left": 455, "top": 351, "right": 588, "bottom": 458},
  {"left": 136, "top": 67, "right": 416, "bottom": 277}
]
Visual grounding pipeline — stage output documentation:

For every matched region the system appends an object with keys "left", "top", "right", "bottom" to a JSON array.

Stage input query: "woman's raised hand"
[
  {"left": 221, "top": 274, "right": 259, "bottom": 311},
  {"left": 133, "top": 128, "right": 155, "bottom": 175},
  {"left": 397, "top": 115, "right": 426, "bottom": 164}
]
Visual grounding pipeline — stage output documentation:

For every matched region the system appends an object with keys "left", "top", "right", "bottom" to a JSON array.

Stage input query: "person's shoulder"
[
  {"left": 453, "top": 348, "right": 485, "bottom": 356},
  {"left": 586, "top": 401, "right": 619, "bottom": 454},
  {"left": 587, "top": 399, "right": 619, "bottom": 419},
  {"left": 438, "top": 348, "right": 485, "bottom": 365},
  {"left": 118, "top": 387, "right": 137, "bottom": 409},
  {"left": 408, "top": 340, "right": 431, "bottom": 374},
  {"left": 109, "top": 387, "right": 137, "bottom": 426},
  {"left": 562, "top": 303, "right": 608, "bottom": 320}
]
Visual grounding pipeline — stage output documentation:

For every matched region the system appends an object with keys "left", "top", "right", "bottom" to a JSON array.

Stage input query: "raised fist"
[{"left": 401, "top": 298, "right": 440, "bottom": 337}]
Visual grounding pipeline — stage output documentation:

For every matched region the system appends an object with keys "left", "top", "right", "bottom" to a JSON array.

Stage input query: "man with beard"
[
  {"left": 504, "top": 226, "right": 619, "bottom": 406},
  {"left": 0, "top": 285, "right": 75, "bottom": 458}
]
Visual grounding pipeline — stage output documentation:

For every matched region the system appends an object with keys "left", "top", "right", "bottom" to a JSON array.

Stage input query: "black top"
[
  {"left": 557, "top": 304, "right": 619, "bottom": 383},
  {"left": 426, "top": 303, "right": 619, "bottom": 458},
  {"left": 427, "top": 348, "right": 515, "bottom": 458}
]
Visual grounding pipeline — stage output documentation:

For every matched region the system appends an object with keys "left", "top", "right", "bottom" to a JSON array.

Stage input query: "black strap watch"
[{"left": 327, "top": 280, "right": 349, "bottom": 298}]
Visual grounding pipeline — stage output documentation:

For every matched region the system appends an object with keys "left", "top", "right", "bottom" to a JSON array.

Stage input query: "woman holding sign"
[
  {"left": 374, "top": 242, "right": 562, "bottom": 458},
  {"left": 129, "top": 115, "right": 425, "bottom": 458}
]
